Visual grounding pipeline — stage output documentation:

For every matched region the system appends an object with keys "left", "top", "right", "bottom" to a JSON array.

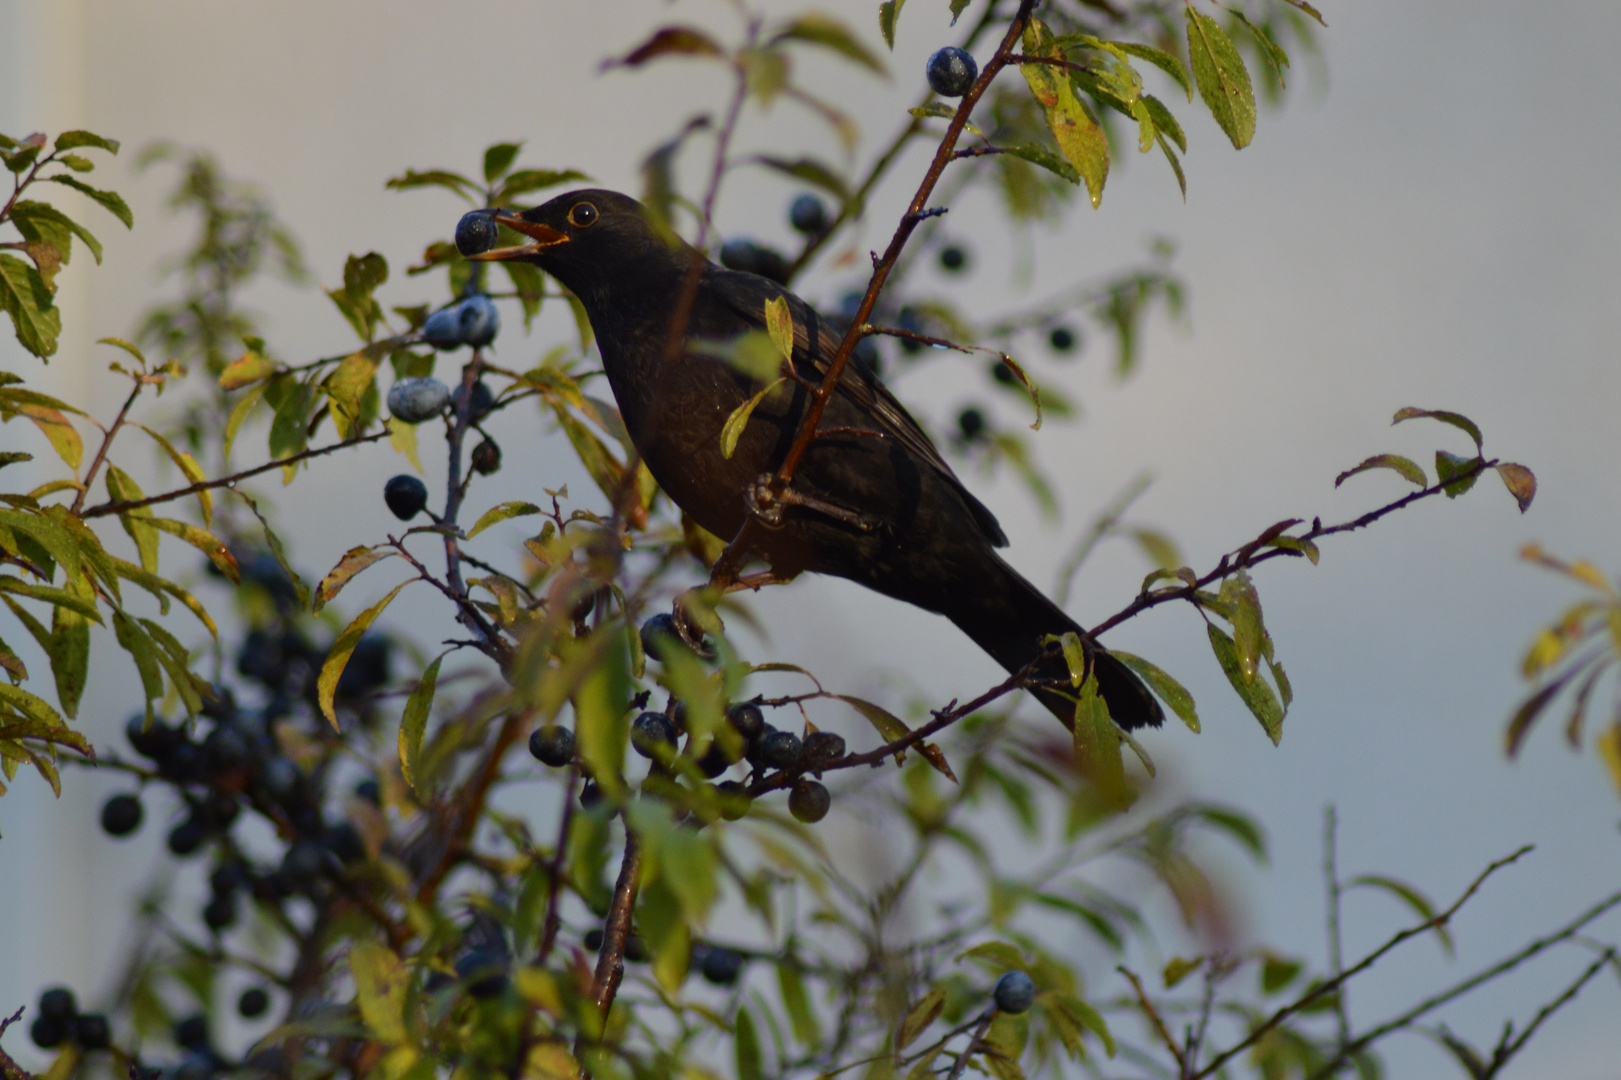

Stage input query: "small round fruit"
[
  {"left": 173, "top": 1014, "right": 210, "bottom": 1050},
  {"left": 202, "top": 894, "right": 237, "bottom": 931},
  {"left": 726, "top": 702, "right": 765, "bottom": 743},
  {"left": 701, "top": 947, "right": 745, "bottom": 985},
  {"left": 101, "top": 793, "right": 144, "bottom": 837},
  {"left": 640, "top": 613, "right": 682, "bottom": 661},
  {"left": 695, "top": 740, "right": 736, "bottom": 779},
  {"left": 756, "top": 729, "right": 803, "bottom": 771},
  {"left": 579, "top": 780, "right": 604, "bottom": 808},
  {"left": 802, "top": 731, "right": 846, "bottom": 767},
  {"left": 1048, "top": 325, "right": 1076, "bottom": 353},
  {"left": 354, "top": 778, "right": 382, "bottom": 805},
  {"left": 455, "top": 211, "right": 500, "bottom": 257},
  {"left": 280, "top": 839, "right": 329, "bottom": 886},
  {"left": 238, "top": 987, "right": 270, "bottom": 1019},
  {"left": 623, "top": 935, "right": 648, "bottom": 962},
  {"left": 384, "top": 474, "right": 429, "bottom": 521},
  {"left": 788, "top": 193, "right": 828, "bottom": 235},
  {"left": 957, "top": 407, "right": 986, "bottom": 442},
  {"left": 991, "top": 360, "right": 1016, "bottom": 386},
  {"left": 73, "top": 1013, "right": 110, "bottom": 1050},
  {"left": 30, "top": 1017, "right": 65, "bottom": 1049},
  {"left": 38, "top": 988, "right": 76, "bottom": 1024},
  {"left": 421, "top": 306, "right": 463, "bottom": 351},
  {"left": 716, "top": 780, "right": 752, "bottom": 821},
  {"left": 167, "top": 817, "right": 208, "bottom": 858},
  {"left": 926, "top": 47, "right": 978, "bottom": 97},
  {"left": 455, "top": 950, "right": 509, "bottom": 999},
  {"left": 993, "top": 970, "right": 1036, "bottom": 1014},
  {"left": 528, "top": 725, "right": 575, "bottom": 768},
  {"left": 454, "top": 379, "right": 496, "bottom": 419},
  {"left": 203, "top": 724, "right": 249, "bottom": 774},
  {"left": 125, "top": 714, "right": 175, "bottom": 758},
  {"left": 458, "top": 294, "right": 500, "bottom": 348},
  {"left": 470, "top": 437, "right": 502, "bottom": 475},
  {"left": 631, "top": 712, "right": 678, "bottom": 760},
  {"left": 387, "top": 377, "right": 451, "bottom": 423},
  {"left": 939, "top": 245, "right": 967, "bottom": 272},
  {"left": 584, "top": 928, "right": 605, "bottom": 951},
  {"left": 324, "top": 822, "right": 367, "bottom": 865},
  {"left": 788, "top": 779, "right": 831, "bottom": 823}
]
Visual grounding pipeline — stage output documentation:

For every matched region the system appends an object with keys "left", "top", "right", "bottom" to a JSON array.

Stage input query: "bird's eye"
[{"left": 568, "top": 202, "right": 599, "bottom": 228}]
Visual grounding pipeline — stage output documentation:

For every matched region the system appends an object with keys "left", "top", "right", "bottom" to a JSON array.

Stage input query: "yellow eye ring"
[{"left": 568, "top": 202, "right": 599, "bottom": 228}]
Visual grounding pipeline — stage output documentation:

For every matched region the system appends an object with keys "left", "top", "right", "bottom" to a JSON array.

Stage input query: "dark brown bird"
[{"left": 469, "top": 189, "right": 1162, "bottom": 730}]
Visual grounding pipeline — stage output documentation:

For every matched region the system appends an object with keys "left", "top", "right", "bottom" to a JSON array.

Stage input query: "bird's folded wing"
[{"left": 708, "top": 267, "right": 1008, "bottom": 548}]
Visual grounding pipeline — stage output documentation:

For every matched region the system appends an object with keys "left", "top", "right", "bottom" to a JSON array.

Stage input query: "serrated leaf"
[
  {"left": 897, "top": 989, "right": 945, "bottom": 1050},
  {"left": 770, "top": 13, "right": 886, "bottom": 75},
  {"left": 219, "top": 350, "right": 276, "bottom": 390},
  {"left": 134, "top": 424, "right": 210, "bottom": 527},
  {"left": 351, "top": 942, "right": 411, "bottom": 1044},
  {"left": 764, "top": 296, "right": 794, "bottom": 362},
  {"left": 1208, "top": 623, "right": 1284, "bottom": 743},
  {"left": 1186, "top": 9, "right": 1255, "bottom": 149},
  {"left": 315, "top": 546, "right": 393, "bottom": 612},
  {"left": 10, "top": 399, "right": 80, "bottom": 468},
  {"left": 1222, "top": 570, "right": 1265, "bottom": 685},
  {"left": 957, "top": 941, "right": 1026, "bottom": 971},
  {"left": 1230, "top": 11, "right": 1291, "bottom": 89},
  {"left": 1162, "top": 956, "right": 1202, "bottom": 988},
  {"left": 1112, "top": 651, "right": 1199, "bottom": 732},
  {"left": 150, "top": 518, "right": 239, "bottom": 582},
  {"left": 48, "top": 578, "right": 91, "bottom": 719},
  {"left": 9, "top": 200, "right": 103, "bottom": 264},
  {"left": 1348, "top": 874, "right": 1453, "bottom": 956},
  {"left": 1435, "top": 450, "right": 1482, "bottom": 498},
  {"left": 105, "top": 465, "right": 159, "bottom": 572},
  {"left": 1114, "top": 41, "right": 1192, "bottom": 100},
  {"left": 319, "top": 579, "right": 411, "bottom": 729},
  {"left": 735, "top": 1008, "right": 763, "bottom": 1080},
  {"left": 1496, "top": 462, "right": 1536, "bottom": 512},
  {"left": 54, "top": 130, "right": 120, "bottom": 154},
  {"left": 606, "top": 26, "right": 724, "bottom": 68},
  {"left": 483, "top": 141, "right": 522, "bottom": 183},
  {"left": 1019, "top": 20, "right": 1109, "bottom": 207},
  {"left": 0, "top": 252, "right": 63, "bottom": 358},
  {"left": 399, "top": 652, "right": 446, "bottom": 793},
  {"left": 494, "top": 168, "right": 592, "bottom": 205},
  {"left": 45, "top": 174, "right": 133, "bottom": 227},
  {"left": 878, "top": 0, "right": 906, "bottom": 50},
  {"left": 751, "top": 155, "right": 851, "bottom": 202},
  {"left": 1391, "top": 406, "right": 1484, "bottom": 452},
  {"left": 1049, "top": 994, "right": 1114, "bottom": 1058},
  {"left": 1072, "top": 673, "right": 1128, "bottom": 803},
  {"left": 721, "top": 377, "right": 787, "bottom": 460},
  {"left": 468, "top": 501, "right": 544, "bottom": 539},
  {"left": 383, "top": 168, "right": 479, "bottom": 202},
  {"left": 1335, "top": 452, "right": 1427, "bottom": 489}
]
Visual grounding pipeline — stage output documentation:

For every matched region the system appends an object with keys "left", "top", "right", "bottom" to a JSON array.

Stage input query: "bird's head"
[{"left": 467, "top": 189, "right": 690, "bottom": 296}]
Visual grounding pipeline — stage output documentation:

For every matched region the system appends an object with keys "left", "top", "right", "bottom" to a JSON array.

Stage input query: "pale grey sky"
[{"left": 3, "top": 2, "right": 1619, "bottom": 1076}]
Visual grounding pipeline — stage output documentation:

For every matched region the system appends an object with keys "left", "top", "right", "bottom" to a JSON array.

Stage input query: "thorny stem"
[
  {"left": 1119, "top": 966, "right": 1187, "bottom": 1074},
  {"left": 1089, "top": 457, "right": 1502, "bottom": 638},
  {"left": 592, "top": 830, "right": 644, "bottom": 1016},
  {"left": 1300, "top": 895, "right": 1621, "bottom": 1080},
  {"left": 769, "top": 0, "right": 1039, "bottom": 492},
  {"left": 81, "top": 430, "right": 390, "bottom": 519},
  {"left": 1192, "top": 843, "right": 1538, "bottom": 1080},
  {"left": 71, "top": 378, "right": 144, "bottom": 515}
]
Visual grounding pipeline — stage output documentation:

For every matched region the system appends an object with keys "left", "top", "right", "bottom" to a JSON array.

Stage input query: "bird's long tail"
[{"left": 941, "top": 555, "right": 1163, "bottom": 731}]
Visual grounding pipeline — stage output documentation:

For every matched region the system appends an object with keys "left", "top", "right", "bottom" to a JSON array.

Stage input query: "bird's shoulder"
[{"left": 700, "top": 265, "right": 1008, "bottom": 548}]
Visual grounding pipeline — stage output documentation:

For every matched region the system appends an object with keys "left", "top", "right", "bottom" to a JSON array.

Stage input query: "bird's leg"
[
  {"left": 671, "top": 589, "right": 721, "bottom": 659},
  {"left": 746, "top": 473, "right": 881, "bottom": 533}
]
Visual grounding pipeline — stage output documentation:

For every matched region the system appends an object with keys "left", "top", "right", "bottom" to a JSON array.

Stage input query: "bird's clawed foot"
[
  {"left": 670, "top": 589, "right": 721, "bottom": 660},
  {"left": 746, "top": 474, "right": 879, "bottom": 533}
]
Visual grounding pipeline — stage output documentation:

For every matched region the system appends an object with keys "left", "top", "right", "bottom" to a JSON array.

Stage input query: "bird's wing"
[{"left": 706, "top": 266, "right": 1008, "bottom": 547}]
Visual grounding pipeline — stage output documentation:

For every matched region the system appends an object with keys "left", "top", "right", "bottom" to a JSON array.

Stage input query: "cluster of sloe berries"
[
  {"left": 28, "top": 986, "right": 109, "bottom": 1052},
  {"left": 420, "top": 293, "right": 499, "bottom": 352}
]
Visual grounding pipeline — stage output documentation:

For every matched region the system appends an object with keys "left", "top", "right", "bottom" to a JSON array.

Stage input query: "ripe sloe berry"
[
  {"left": 926, "top": 47, "right": 978, "bottom": 97},
  {"left": 324, "top": 822, "right": 367, "bottom": 864},
  {"left": 73, "top": 1013, "right": 110, "bottom": 1050},
  {"left": 624, "top": 935, "right": 648, "bottom": 962},
  {"left": 281, "top": 839, "right": 329, "bottom": 886},
  {"left": 30, "top": 1017, "right": 65, "bottom": 1049},
  {"left": 38, "top": 988, "right": 76, "bottom": 1024},
  {"left": 957, "top": 407, "right": 986, "bottom": 442},
  {"left": 354, "top": 777, "right": 382, "bottom": 805},
  {"left": 101, "top": 793, "right": 144, "bottom": 837},
  {"left": 453, "top": 379, "right": 495, "bottom": 419},
  {"left": 788, "top": 193, "right": 828, "bottom": 235},
  {"left": 168, "top": 817, "right": 208, "bottom": 858},
  {"left": 802, "top": 731, "right": 846, "bottom": 767},
  {"left": 788, "top": 779, "right": 831, "bottom": 823},
  {"left": 173, "top": 1014, "right": 210, "bottom": 1050},
  {"left": 421, "top": 307, "right": 463, "bottom": 351},
  {"left": 726, "top": 702, "right": 765, "bottom": 742},
  {"left": 384, "top": 475, "right": 428, "bottom": 520},
  {"left": 939, "top": 245, "right": 967, "bottom": 272},
  {"left": 458, "top": 294, "right": 500, "bottom": 348},
  {"left": 991, "top": 360, "right": 1016, "bottom": 386},
  {"left": 238, "top": 987, "right": 270, "bottom": 1019},
  {"left": 695, "top": 740, "right": 736, "bottom": 779},
  {"left": 470, "top": 437, "right": 502, "bottom": 475},
  {"left": 387, "top": 377, "right": 451, "bottom": 424},
  {"left": 993, "top": 970, "right": 1036, "bottom": 1014},
  {"left": 125, "top": 714, "right": 175, "bottom": 758},
  {"left": 1049, "top": 325, "right": 1076, "bottom": 353},
  {"left": 756, "top": 729, "right": 803, "bottom": 771},
  {"left": 640, "top": 613, "right": 682, "bottom": 661},
  {"left": 716, "top": 780, "right": 752, "bottom": 821},
  {"left": 584, "top": 928, "right": 605, "bottom": 951},
  {"left": 202, "top": 894, "right": 236, "bottom": 931},
  {"left": 203, "top": 724, "right": 249, "bottom": 774},
  {"left": 455, "top": 950, "right": 509, "bottom": 998},
  {"left": 529, "top": 725, "right": 575, "bottom": 768},
  {"left": 701, "top": 947, "right": 745, "bottom": 985},
  {"left": 631, "top": 712, "right": 678, "bottom": 760},
  {"left": 455, "top": 211, "right": 499, "bottom": 257}
]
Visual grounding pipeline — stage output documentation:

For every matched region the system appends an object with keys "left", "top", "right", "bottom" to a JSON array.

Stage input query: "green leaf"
[
  {"left": 112, "top": 614, "right": 165, "bottom": 720},
  {"left": 0, "top": 252, "right": 62, "bottom": 358},
  {"left": 1114, "top": 41, "right": 1193, "bottom": 100},
  {"left": 1207, "top": 623, "right": 1284, "bottom": 744},
  {"left": 1222, "top": 570, "right": 1265, "bottom": 685},
  {"left": 1141, "top": 95, "right": 1187, "bottom": 153},
  {"left": 1334, "top": 453, "right": 1427, "bottom": 489},
  {"left": 573, "top": 632, "right": 631, "bottom": 800},
  {"left": 318, "top": 579, "right": 412, "bottom": 729},
  {"left": 483, "top": 142, "right": 523, "bottom": 183},
  {"left": 9, "top": 200, "right": 104, "bottom": 264},
  {"left": 45, "top": 174, "right": 133, "bottom": 227},
  {"left": 956, "top": 941, "right": 1026, "bottom": 972},
  {"left": 1282, "top": 0, "right": 1328, "bottom": 26},
  {"left": 1112, "top": 651, "right": 1200, "bottom": 732},
  {"left": 1496, "top": 462, "right": 1537, "bottom": 513},
  {"left": 1259, "top": 952, "right": 1303, "bottom": 994},
  {"left": 1019, "top": 20, "right": 1109, "bottom": 206},
  {"left": 1002, "top": 142, "right": 1079, "bottom": 185},
  {"left": 54, "top": 131, "right": 120, "bottom": 154},
  {"left": 1049, "top": 993, "right": 1114, "bottom": 1059},
  {"left": 315, "top": 545, "right": 393, "bottom": 612},
  {"left": 764, "top": 296, "right": 795, "bottom": 362},
  {"left": 1072, "top": 673, "right": 1129, "bottom": 804},
  {"left": 751, "top": 156, "right": 851, "bottom": 202},
  {"left": 383, "top": 168, "right": 479, "bottom": 203},
  {"left": 1348, "top": 874, "right": 1453, "bottom": 956},
  {"left": 735, "top": 1008, "right": 764, "bottom": 1080},
  {"left": 1186, "top": 9, "right": 1256, "bottom": 149},
  {"left": 48, "top": 576, "right": 92, "bottom": 719},
  {"left": 778, "top": 962, "right": 821, "bottom": 1046},
  {"left": 350, "top": 942, "right": 411, "bottom": 1044},
  {"left": 1162, "top": 956, "right": 1202, "bottom": 988},
  {"left": 1435, "top": 450, "right": 1482, "bottom": 498},
  {"left": 878, "top": 0, "right": 906, "bottom": 49},
  {"left": 1191, "top": 804, "right": 1268, "bottom": 862},
  {"left": 222, "top": 379, "right": 267, "bottom": 462},
  {"left": 769, "top": 13, "right": 886, "bottom": 75},
  {"left": 897, "top": 989, "right": 945, "bottom": 1050},
  {"left": 494, "top": 168, "right": 592, "bottom": 205},
  {"left": 549, "top": 402, "right": 630, "bottom": 508},
  {"left": 1229, "top": 11, "right": 1291, "bottom": 89},
  {"left": 608, "top": 26, "right": 725, "bottom": 67},
  {"left": 105, "top": 465, "right": 159, "bottom": 573},
  {"left": 219, "top": 350, "right": 276, "bottom": 391},
  {"left": 467, "top": 501, "right": 544, "bottom": 539},
  {"left": 720, "top": 377, "right": 786, "bottom": 460},
  {"left": 1391, "top": 406, "right": 1484, "bottom": 452}
]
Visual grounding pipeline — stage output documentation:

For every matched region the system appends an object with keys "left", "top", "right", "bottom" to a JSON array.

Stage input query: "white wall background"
[{"left": 2, "top": 1, "right": 1619, "bottom": 1076}]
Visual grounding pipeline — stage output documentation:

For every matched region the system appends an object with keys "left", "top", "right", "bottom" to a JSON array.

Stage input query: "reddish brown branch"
[
  {"left": 415, "top": 709, "right": 527, "bottom": 906},
  {"left": 592, "top": 829, "right": 644, "bottom": 1015}
]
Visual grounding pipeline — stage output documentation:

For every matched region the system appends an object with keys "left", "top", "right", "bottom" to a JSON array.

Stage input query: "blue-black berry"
[
  {"left": 726, "top": 702, "right": 765, "bottom": 742},
  {"left": 38, "top": 988, "right": 76, "bottom": 1024},
  {"left": 788, "top": 193, "right": 828, "bottom": 235},
  {"left": 756, "top": 729, "right": 803, "bottom": 771},
  {"left": 101, "top": 793, "right": 144, "bottom": 837},
  {"left": 701, "top": 947, "right": 745, "bottom": 985},
  {"left": 458, "top": 294, "right": 500, "bottom": 348},
  {"left": 387, "top": 376, "right": 451, "bottom": 423},
  {"left": 529, "top": 725, "right": 575, "bottom": 768},
  {"left": 788, "top": 779, "right": 831, "bottom": 823},
  {"left": 939, "top": 245, "right": 968, "bottom": 272},
  {"left": 73, "top": 1013, "right": 110, "bottom": 1050},
  {"left": 384, "top": 474, "right": 428, "bottom": 520},
  {"left": 993, "top": 970, "right": 1036, "bottom": 1014},
  {"left": 631, "top": 712, "right": 678, "bottom": 760},
  {"left": 173, "top": 1014, "right": 210, "bottom": 1050},
  {"left": 421, "top": 306, "right": 463, "bottom": 350},
  {"left": 927, "top": 47, "right": 978, "bottom": 97},
  {"left": 455, "top": 950, "right": 509, "bottom": 999},
  {"left": 716, "top": 780, "right": 752, "bottom": 821},
  {"left": 455, "top": 211, "right": 499, "bottom": 257},
  {"left": 1048, "top": 325, "right": 1076, "bottom": 353},
  {"left": 238, "top": 987, "right": 270, "bottom": 1019},
  {"left": 957, "top": 407, "right": 986, "bottom": 442}
]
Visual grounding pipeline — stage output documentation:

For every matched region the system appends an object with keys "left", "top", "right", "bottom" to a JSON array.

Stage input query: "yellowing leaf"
[
  {"left": 319, "top": 579, "right": 412, "bottom": 729},
  {"left": 315, "top": 545, "right": 393, "bottom": 612},
  {"left": 398, "top": 651, "right": 445, "bottom": 793},
  {"left": 218, "top": 350, "right": 276, "bottom": 390},
  {"left": 720, "top": 377, "right": 786, "bottom": 459},
  {"left": 897, "top": 989, "right": 945, "bottom": 1050},
  {"left": 764, "top": 296, "right": 795, "bottom": 362},
  {"left": 1019, "top": 20, "right": 1109, "bottom": 206},
  {"left": 351, "top": 941, "right": 411, "bottom": 1043}
]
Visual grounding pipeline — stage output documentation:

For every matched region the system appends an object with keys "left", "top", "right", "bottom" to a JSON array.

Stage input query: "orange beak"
[{"left": 468, "top": 209, "right": 570, "bottom": 261}]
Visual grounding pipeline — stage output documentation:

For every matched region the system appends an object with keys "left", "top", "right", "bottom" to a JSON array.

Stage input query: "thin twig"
[
  {"left": 534, "top": 764, "right": 580, "bottom": 966},
  {"left": 943, "top": 1010, "right": 997, "bottom": 1080},
  {"left": 593, "top": 829, "right": 644, "bottom": 1015},
  {"left": 72, "top": 378, "right": 144, "bottom": 515},
  {"left": 81, "top": 430, "right": 389, "bottom": 518},
  {"left": 1119, "top": 966, "right": 1187, "bottom": 1074},
  {"left": 1323, "top": 806, "right": 1350, "bottom": 1051},
  {"left": 415, "top": 709, "right": 527, "bottom": 905}
]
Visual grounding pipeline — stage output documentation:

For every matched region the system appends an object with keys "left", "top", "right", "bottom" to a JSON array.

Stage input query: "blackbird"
[{"left": 470, "top": 190, "right": 1162, "bottom": 730}]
